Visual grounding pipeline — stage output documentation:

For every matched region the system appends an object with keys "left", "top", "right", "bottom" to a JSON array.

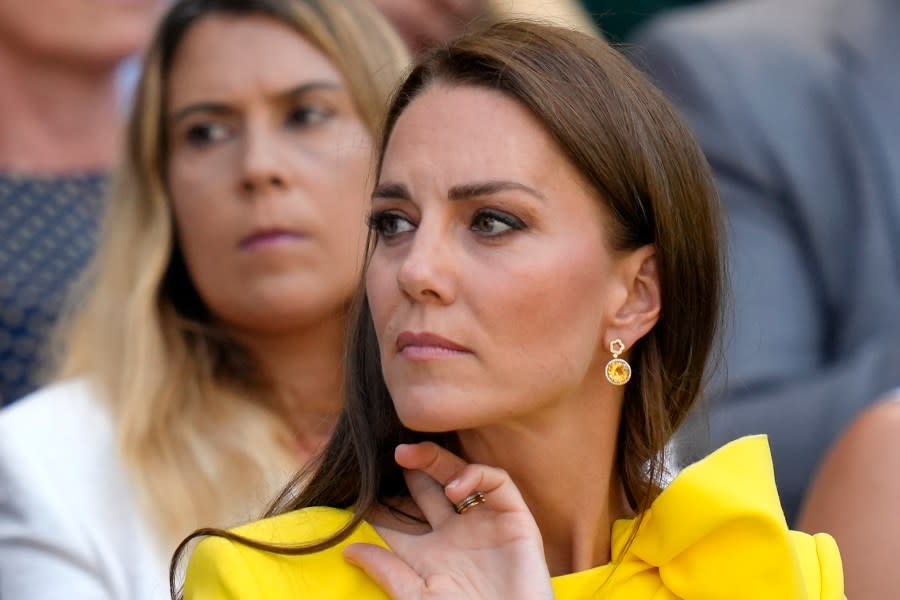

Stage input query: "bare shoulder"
[
  {"left": 802, "top": 393, "right": 900, "bottom": 508},
  {"left": 797, "top": 392, "right": 900, "bottom": 598},
  {"left": 819, "top": 394, "right": 900, "bottom": 475}
]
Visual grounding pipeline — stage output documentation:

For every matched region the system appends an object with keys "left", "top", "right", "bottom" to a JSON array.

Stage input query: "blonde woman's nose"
[{"left": 238, "top": 130, "right": 289, "bottom": 194}]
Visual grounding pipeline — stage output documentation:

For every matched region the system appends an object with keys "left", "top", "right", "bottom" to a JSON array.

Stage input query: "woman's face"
[
  {"left": 166, "top": 15, "right": 373, "bottom": 334},
  {"left": 367, "top": 85, "right": 634, "bottom": 432}
]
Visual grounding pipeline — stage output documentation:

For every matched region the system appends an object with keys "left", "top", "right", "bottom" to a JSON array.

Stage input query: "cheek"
[
  {"left": 167, "top": 162, "right": 236, "bottom": 297},
  {"left": 312, "top": 140, "right": 373, "bottom": 264},
  {"left": 484, "top": 240, "right": 611, "bottom": 380},
  {"left": 330, "top": 135, "right": 373, "bottom": 208}
]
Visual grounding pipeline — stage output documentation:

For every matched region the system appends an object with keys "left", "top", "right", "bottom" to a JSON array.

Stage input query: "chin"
[{"left": 390, "top": 387, "right": 487, "bottom": 433}]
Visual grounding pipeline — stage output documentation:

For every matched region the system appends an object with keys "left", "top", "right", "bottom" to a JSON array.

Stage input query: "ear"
[{"left": 605, "top": 245, "right": 660, "bottom": 351}]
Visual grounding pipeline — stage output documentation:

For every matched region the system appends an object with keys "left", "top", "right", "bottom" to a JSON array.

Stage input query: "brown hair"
[{"left": 171, "top": 18, "right": 722, "bottom": 595}]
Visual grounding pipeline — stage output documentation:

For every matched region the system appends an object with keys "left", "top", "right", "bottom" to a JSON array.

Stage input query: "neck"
[
  {"left": 0, "top": 44, "right": 122, "bottom": 173},
  {"left": 233, "top": 311, "right": 347, "bottom": 458},
  {"left": 458, "top": 393, "right": 629, "bottom": 576}
]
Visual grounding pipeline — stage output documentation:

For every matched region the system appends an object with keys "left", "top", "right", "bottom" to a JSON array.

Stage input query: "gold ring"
[{"left": 454, "top": 491, "right": 487, "bottom": 514}]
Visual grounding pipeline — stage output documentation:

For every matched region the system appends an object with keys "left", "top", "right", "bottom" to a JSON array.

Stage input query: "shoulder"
[
  {"left": 824, "top": 392, "right": 900, "bottom": 459},
  {"left": 802, "top": 394, "right": 900, "bottom": 509},
  {"left": 804, "top": 391, "right": 900, "bottom": 594},
  {"left": 0, "top": 377, "right": 107, "bottom": 431},
  {"left": 0, "top": 378, "right": 166, "bottom": 598},
  {"left": 630, "top": 0, "right": 840, "bottom": 132},
  {"left": 0, "top": 378, "right": 115, "bottom": 475},
  {"left": 797, "top": 392, "right": 900, "bottom": 569},
  {"left": 229, "top": 506, "right": 378, "bottom": 545},
  {"left": 632, "top": 0, "right": 834, "bottom": 65},
  {"left": 616, "top": 436, "right": 844, "bottom": 598},
  {"left": 184, "top": 508, "right": 390, "bottom": 599},
  {"left": 0, "top": 376, "right": 140, "bottom": 533}
]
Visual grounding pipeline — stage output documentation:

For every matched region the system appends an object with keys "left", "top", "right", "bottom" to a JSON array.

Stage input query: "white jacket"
[{"left": 0, "top": 379, "right": 168, "bottom": 599}]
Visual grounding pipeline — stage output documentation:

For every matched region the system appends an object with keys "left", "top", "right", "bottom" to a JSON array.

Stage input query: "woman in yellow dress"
[{"left": 175, "top": 20, "right": 845, "bottom": 600}]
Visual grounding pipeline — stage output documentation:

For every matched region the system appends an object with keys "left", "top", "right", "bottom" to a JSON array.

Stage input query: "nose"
[
  {"left": 238, "top": 127, "right": 289, "bottom": 195},
  {"left": 395, "top": 223, "right": 457, "bottom": 305}
]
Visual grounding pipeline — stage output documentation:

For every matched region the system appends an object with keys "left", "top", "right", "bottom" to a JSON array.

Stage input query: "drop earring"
[{"left": 605, "top": 339, "right": 631, "bottom": 385}]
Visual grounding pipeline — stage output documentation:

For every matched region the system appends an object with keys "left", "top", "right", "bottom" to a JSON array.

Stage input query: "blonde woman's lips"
[{"left": 239, "top": 229, "right": 306, "bottom": 250}]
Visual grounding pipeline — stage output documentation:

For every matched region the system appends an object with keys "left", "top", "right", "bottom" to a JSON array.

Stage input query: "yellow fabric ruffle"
[
  {"left": 551, "top": 435, "right": 845, "bottom": 598},
  {"left": 184, "top": 435, "right": 844, "bottom": 599}
]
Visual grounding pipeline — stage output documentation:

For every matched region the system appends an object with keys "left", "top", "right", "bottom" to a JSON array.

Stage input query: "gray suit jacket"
[{"left": 631, "top": 0, "right": 900, "bottom": 521}]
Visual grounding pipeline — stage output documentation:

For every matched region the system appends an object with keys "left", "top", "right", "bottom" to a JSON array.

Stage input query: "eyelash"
[
  {"left": 286, "top": 104, "right": 334, "bottom": 128},
  {"left": 184, "top": 123, "right": 229, "bottom": 147},
  {"left": 181, "top": 104, "right": 334, "bottom": 147},
  {"left": 367, "top": 208, "right": 528, "bottom": 241}
]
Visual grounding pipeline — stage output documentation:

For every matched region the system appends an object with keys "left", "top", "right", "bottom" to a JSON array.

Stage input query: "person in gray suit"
[{"left": 630, "top": 0, "right": 900, "bottom": 522}]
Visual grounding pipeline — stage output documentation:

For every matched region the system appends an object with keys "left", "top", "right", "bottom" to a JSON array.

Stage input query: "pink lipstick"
[
  {"left": 239, "top": 229, "right": 305, "bottom": 250},
  {"left": 396, "top": 331, "right": 471, "bottom": 360}
]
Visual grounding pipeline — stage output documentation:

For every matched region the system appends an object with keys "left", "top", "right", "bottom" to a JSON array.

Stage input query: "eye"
[
  {"left": 286, "top": 104, "right": 334, "bottom": 128},
  {"left": 470, "top": 209, "right": 526, "bottom": 237},
  {"left": 184, "top": 122, "right": 231, "bottom": 147},
  {"left": 368, "top": 210, "right": 415, "bottom": 240}
]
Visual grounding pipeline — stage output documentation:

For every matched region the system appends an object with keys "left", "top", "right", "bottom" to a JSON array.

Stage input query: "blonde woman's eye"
[
  {"left": 185, "top": 123, "right": 230, "bottom": 147},
  {"left": 287, "top": 105, "right": 333, "bottom": 128},
  {"left": 471, "top": 209, "right": 526, "bottom": 236}
]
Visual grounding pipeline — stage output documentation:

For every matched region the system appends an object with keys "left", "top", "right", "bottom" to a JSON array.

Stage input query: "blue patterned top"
[{"left": 0, "top": 173, "right": 106, "bottom": 406}]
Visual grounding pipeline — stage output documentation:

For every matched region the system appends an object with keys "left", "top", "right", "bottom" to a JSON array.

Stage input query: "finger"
[
  {"left": 395, "top": 442, "right": 468, "bottom": 486},
  {"left": 397, "top": 443, "right": 531, "bottom": 515},
  {"left": 343, "top": 543, "right": 423, "bottom": 600},
  {"left": 403, "top": 468, "right": 456, "bottom": 524},
  {"left": 444, "top": 463, "right": 529, "bottom": 514}
]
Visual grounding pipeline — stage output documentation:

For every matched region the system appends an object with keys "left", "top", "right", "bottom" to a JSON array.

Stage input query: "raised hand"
[{"left": 343, "top": 442, "right": 554, "bottom": 600}]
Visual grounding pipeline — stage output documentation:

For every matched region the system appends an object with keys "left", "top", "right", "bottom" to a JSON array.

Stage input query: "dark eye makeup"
[{"left": 367, "top": 206, "right": 528, "bottom": 242}]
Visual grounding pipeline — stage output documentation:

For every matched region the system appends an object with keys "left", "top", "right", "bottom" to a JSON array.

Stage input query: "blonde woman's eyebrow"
[{"left": 168, "top": 81, "right": 342, "bottom": 125}]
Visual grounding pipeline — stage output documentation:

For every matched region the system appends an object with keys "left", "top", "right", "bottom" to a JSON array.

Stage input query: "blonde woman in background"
[{"left": 0, "top": 1, "right": 408, "bottom": 598}]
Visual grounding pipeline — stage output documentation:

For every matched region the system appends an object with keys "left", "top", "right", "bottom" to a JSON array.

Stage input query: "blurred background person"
[
  {"left": 798, "top": 389, "right": 900, "bottom": 600},
  {"left": 0, "top": 0, "right": 408, "bottom": 598},
  {"left": 372, "top": 0, "right": 598, "bottom": 52},
  {"left": 630, "top": 0, "right": 900, "bottom": 522},
  {"left": 0, "top": 0, "right": 166, "bottom": 406}
]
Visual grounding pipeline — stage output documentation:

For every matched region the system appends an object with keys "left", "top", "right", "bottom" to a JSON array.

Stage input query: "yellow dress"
[{"left": 183, "top": 436, "right": 844, "bottom": 599}]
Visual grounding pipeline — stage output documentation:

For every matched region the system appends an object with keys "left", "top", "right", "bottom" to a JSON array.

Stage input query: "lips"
[
  {"left": 239, "top": 228, "right": 306, "bottom": 250},
  {"left": 396, "top": 331, "right": 471, "bottom": 359}
]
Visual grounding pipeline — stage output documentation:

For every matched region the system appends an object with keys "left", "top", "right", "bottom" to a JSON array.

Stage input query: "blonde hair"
[{"left": 54, "top": 0, "right": 409, "bottom": 550}]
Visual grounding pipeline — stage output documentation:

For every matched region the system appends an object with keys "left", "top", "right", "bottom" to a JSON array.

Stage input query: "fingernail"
[{"left": 445, "top": 479, "right": 460, "bottom": 490}]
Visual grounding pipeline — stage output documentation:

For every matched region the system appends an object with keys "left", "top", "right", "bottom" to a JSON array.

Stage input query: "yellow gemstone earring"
[{"left": 605, "top": 339, "right": 631, "bottom": 385}]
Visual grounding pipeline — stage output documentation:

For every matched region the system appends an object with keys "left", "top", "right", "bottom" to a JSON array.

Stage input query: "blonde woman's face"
[{"left": 166, "top": 14, "right": 373, "bottom": 334}]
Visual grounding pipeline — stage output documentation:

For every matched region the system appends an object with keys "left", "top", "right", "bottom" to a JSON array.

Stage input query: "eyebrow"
[
  {"left": 168, "top": 80, "right": 342, "bottom": 125},
  {"left": 372, "top": 180, "right": 547, "bottom": 203}
]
